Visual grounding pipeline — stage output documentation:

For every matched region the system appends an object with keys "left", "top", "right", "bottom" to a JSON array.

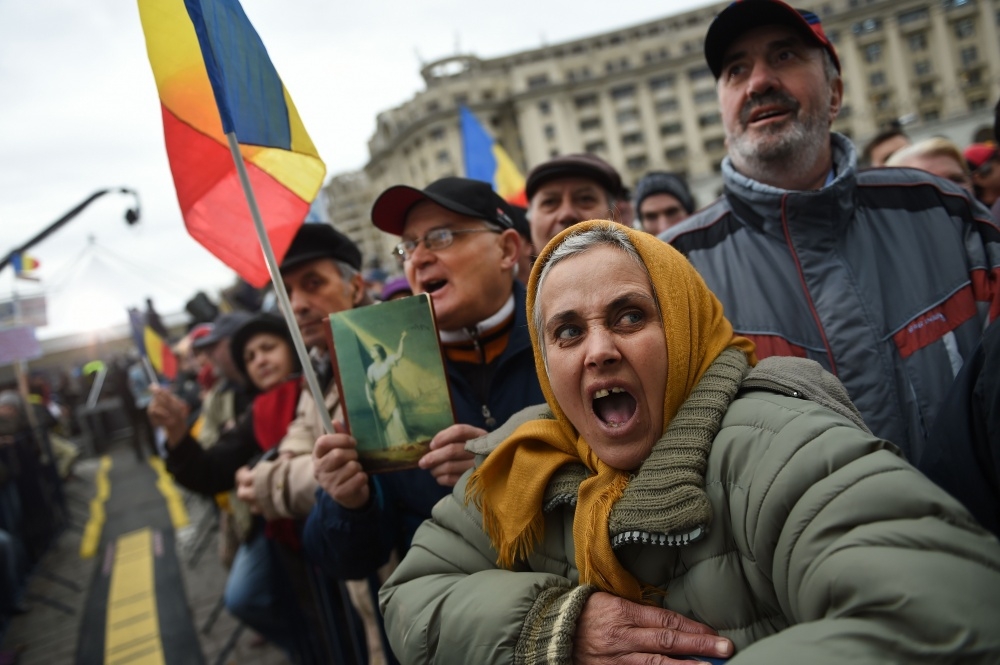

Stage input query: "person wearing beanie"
[
  {"left": 661, "top": 0, "right": 1000, "bottom": 461},
  {"left": 632, "top": 171, "right": 695, "bottom": 235}
]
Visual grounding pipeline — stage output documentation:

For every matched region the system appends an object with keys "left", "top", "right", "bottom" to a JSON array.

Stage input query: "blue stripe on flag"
[
  {"left": 460, "top": 106, "right": 498, "bottom": 184},
  {"left": 184, "top": 0, "right": 291, "bottom": 149}
]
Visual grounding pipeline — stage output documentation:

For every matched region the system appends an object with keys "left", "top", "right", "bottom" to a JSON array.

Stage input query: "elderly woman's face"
[
  {"left": 243, "top": 332, "right": 295, "bottom": 392},
  {"left": 539, "top": 245, "right": 667, "bottom": 471}
]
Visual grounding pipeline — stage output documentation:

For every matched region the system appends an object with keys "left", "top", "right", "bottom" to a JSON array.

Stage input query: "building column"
[
  {"left": 883, "top": 18, "right": 914, "bottom": 117},
  {"left": 930, "top": 8, "right": 964, "bottom": 117},
  {"left": 977, "top": 0, "right": 1000, "bottom": 104}
]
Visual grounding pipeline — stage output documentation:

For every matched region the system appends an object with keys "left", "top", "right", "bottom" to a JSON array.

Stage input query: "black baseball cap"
[
  {"left": 525, "top": 153, "right": 625, "bottom": 201},
  {"left": 371, "top": 177, "right": 517, "bottom": 236},
  {"left": 704, "top": 0, "right": 841, "bottom": 79},
  {"left": 279, "top": 222, "right": 363, "bottom": 273},
  {"left": 192, "top": 311, "right": 255, "bottom": 350}
]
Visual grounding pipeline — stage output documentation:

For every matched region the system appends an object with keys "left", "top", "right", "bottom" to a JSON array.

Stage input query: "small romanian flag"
[
  {"left": 460, "top": 106, "right": 527, "bottom": 207},
  {"left": 137, "top": 0, "right": 326, "bottom": 288},
  {"left": 11, "top": 252, "right": 40, "bottom": 279},
  {"left": 128, "top": 307, "right": 178, "bottom": 380}
]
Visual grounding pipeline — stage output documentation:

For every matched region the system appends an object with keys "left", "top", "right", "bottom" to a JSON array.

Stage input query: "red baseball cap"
[
  {"left": 964, "top": 143, "right": 998, "bottom": 171},
  {"left": 705, "top": 0, "right": 841, "bottom": 79}
]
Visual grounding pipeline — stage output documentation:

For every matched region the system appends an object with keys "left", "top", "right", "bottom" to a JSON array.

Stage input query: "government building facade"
[{"left": 326, "top": 0, "right": 1000, "bottom": 271}]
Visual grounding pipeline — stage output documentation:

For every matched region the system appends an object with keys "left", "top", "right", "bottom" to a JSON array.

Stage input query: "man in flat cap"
[
  {"left": 632, "top": 171, "right": 695, "bottom": 235},
  {"left": 661, "top": 0, "right": 1000, "bottom": 460},
  {"left": 233, "top": 222, "right": 371, "bottom": 520},
  {"left": 525, "top": 153, "right": 627, "bottom": 253},
  {"left": 303, "top": 177, "right": 545, "bottom": 594}
]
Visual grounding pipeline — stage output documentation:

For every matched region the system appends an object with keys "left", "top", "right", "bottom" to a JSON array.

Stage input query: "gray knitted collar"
[{"left": 540, "top": 348, "right": 751, "bottom": 550}]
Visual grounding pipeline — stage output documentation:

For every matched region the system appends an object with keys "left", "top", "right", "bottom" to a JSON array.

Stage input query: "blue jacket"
[{"left": 303, "top": 282, "right": 544, "bottom": 579}]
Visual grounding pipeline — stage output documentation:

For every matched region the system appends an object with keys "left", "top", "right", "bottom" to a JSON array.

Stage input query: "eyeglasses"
[{"left": 393, "top": 226, "right": 499, "bottom": 263}]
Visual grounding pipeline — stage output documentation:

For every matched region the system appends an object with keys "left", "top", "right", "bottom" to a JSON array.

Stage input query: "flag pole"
[{"left": 224, "top": 132, "right": 334, "bottom": 435}]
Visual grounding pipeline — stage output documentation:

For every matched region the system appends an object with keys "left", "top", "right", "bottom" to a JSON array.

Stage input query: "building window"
[
  {"left": 898, "top": 7, "right": 929, "bottom": 24},
  {"left": 919, "top": 82, "right": 935, "bottom": 98},
  {"left": 436, "top": 150, "right": 450, "bottom": 164},
  {"left": 922, "top": 109, "right": 940, "bottom": 122},
  {"left": 579, "top": 117, "right": 601, "bottom": 132},
  {"left": 954, "top": 18, "right": 975, "bottom": 38},
  {"left": 852, "top": 18, "right": 882, "bottom": 34},
  {"left": 960, "top": 46, "right": 978, "bottom": 66},
  {"left": 969, "top": 97, "right": 988, "bottom": 110},
  {"left": 610, "top": 84, "right": 636, "bottom": 100},
  {"left": 694, "top": 89, "right": 717, "bottom": 104},
  {"left": 544, "top": 124, "right": 556, "bottom": 140},
  {"left": 550, "top": 148, "right": 560, "bottom": 158},
  {"left": 575, "top": 94, "right": 598, "bottom": 109},
  {"left": 875, "top": 93, "right": 892, "bottom": 110},
  {"left": 688, "top": 66, "right": 713, "bottom": 81},
  {"left": 909, "top": 32, "right": 928, "bottom": 51},
  {"left": 626, "top": 155, "right": 649, "bottom": 171},
  {"left": 698, "top": 112, "right": 721, "bottom": 127},
  {"left": 584, "top": 140, "right": 607, "bottom": 153},
  {"left": 621, "top": 132, "right": 644, "bottom": 146},
  {"left": 538, "top": 101, "right": 551, "bottom": 115},
  {"left": 454, "top": 94, "right": 468, "bottom": 106},
  {"left": 914, "top": 60, "right": 932, "bottom": 76},
  {"left": 704, "top": 137, "right": 725, "bottom": 152},
  {"left": 964, "top": 68, "right": 982, "bottom": 86},
  {"left": 864, "top": 42, "right": 882, "bottom": 63},
  {"left": 527, "top": 74, "right": 550, "bottom": 89},
  {"left": 427, "top": 101, "right": 440, "bottom": 113},
  {"left": 429, "top": 127, "right": 446, "bottom": 141},
  {"left": 839, "top": 105, "right": 852, "bottom": 118},
  {"left": 482, "top": 90, "right": 494, "bottom": 101},
  {"left": 660, "top": 122, "right": 683, "bottom": 136},
  {"left": 869, "top": 71, "right": 886, "bottom": 87},
  {"left": 665, "top": 146, "right": 688, "bottom": 162},
  {"left": 649, "top": 74, "right": 676, "bottom": 90},
  {"left": 656, "top": 98, "right": 679, "bottom": 114},
  {"left": 942, "top": 0, "right": 972, "bottom": 10},
  {"left": 617, "top": 108, "right": 640, "bottom": 124}
]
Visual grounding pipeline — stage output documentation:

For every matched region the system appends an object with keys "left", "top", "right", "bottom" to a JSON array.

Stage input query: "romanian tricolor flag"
[
  {"left": 128, "top": 307, "right": 178, "bottom": 381},
  {"left": 11, "top": 252, "right": 41, "bottom": 280},
  {"left": 459, "top": 106, "right": 527, "bottom": 206},
  {"left": 137, "top": 0, "right": 325, "bottom": 287}
]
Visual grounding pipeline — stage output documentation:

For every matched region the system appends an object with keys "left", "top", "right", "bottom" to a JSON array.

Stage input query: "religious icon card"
[{"left": 328, "top": 293, "right": 455, "bottom": 473}]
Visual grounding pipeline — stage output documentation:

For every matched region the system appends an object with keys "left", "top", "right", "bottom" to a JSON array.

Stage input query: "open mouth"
[
  {"left": 422, "top": 279, "right": 447, "bottom": 294},
  {"left": 592, "top": 387, "right": 637, "bottom": 428},
  {"left": 749, "top": 107, "right": 790, "bottom": 124}
]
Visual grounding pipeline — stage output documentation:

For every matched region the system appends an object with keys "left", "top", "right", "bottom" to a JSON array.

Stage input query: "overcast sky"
[{"left": 0, "top": 0, "right": 715, "bottom": 340}]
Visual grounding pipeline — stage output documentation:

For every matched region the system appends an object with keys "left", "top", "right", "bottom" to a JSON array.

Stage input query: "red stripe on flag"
[
  {"left": 742, "top": 334, "right": 808, "bottom": 359},
  {"left": 162, "top": 105, "right": 306, "bottom": 287},
  {"left": 970, "top": 267, "right": 1000, "bottom": 322},
  {"left": 892, "top": 286, "right": 977, "bottom": 358}
]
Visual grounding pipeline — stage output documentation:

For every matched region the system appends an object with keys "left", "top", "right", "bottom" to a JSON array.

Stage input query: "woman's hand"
[
  {"left": 418, "top": 423, "right": 483, "bottom": 487},
  {"left": 146, "top": 386, "right": 189, "bottom": 448},
  {"left": 573, "top": 592, "right": 733, "bottom": 664},
  {"left": 313, "top": 421, "right": 369, "bottom": 510},
  {"left": 234, "top": 465, "right": 261, "bottom": 513}
]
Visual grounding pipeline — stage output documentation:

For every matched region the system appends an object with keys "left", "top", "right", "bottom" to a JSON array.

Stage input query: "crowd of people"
[{"left": 10, "top": 0, "right": 1000, "bottom": 662}]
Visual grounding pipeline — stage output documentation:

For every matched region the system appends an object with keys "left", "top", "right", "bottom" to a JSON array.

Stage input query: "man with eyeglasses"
[{"left": 302, "top": 178, "right": 545, "bottom": 607}]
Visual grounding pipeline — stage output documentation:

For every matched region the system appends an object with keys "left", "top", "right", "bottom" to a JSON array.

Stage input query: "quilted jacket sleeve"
[
  {"left": 727, "top": 391, "right": 1000, "bottom": 664},
  {"left": 379, "top": 468, "right": 592, "bottom": 665}
]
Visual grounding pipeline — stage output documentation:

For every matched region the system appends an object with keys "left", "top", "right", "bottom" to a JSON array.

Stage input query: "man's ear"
[
  {"left": 498, "top": 229, "right": 522, "bottom": 271},
  {"left": 829, "top": 77, "right": 844, "bottom": 123},
  {"left": 350, "top": 272, "right": 367, "bottom": 306}
]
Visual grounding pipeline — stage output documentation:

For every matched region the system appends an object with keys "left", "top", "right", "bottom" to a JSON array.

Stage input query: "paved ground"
[{"left": 0, "top": 437, "right": 290, "bottom": 665}]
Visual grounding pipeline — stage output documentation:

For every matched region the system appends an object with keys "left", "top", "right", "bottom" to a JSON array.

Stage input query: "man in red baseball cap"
[
  {"left": 663, "top": 0, "right": 1000, "bottom": 467},
  {"left": 965, "top": 142, "right": 1000, "bottom": 208}
]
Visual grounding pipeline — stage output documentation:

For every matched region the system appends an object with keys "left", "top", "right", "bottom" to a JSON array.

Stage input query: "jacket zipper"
[
  {"left": 739, "top": 377, "right": 802, "bottom": 399},
  {"left": 467, "top": 327, "right": 497, "bottom": 429}
]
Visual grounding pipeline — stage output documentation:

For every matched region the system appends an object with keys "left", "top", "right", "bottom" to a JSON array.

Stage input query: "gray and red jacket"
[{"left": 662, "top": 133, "right": 1000, "bottom": 458}]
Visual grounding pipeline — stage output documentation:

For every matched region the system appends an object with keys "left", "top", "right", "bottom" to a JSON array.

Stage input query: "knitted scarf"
[{"left": 466, "top": 221, "right": 756, "bottom": 603}]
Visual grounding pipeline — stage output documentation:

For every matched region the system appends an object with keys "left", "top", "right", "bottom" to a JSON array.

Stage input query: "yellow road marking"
[
  {"left": 105, "top": 528, "right": 165, "bottom": 665},
  {"left": 148, "top": 457, "right": 189, "bottom": 529},
  {"left": 80, "top": 456, "right": 112, "bottom": 559}
]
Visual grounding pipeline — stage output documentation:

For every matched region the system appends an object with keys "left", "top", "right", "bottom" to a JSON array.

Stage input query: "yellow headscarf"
[{"left": 466, "top": 220, "right": 756, "bottom": 602}]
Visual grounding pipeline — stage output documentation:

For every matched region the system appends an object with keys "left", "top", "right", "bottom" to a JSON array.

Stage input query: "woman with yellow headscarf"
[{"left": 379, "top": 221, "right": 1000, "bottom": 664}]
